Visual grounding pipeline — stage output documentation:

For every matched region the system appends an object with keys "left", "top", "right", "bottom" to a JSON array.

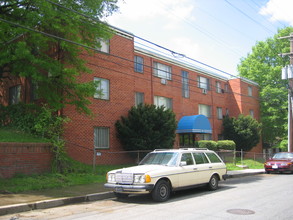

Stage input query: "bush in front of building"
[
  {"left": 197, "top": 140, "right": 217, "bottom": 151},
  {"left": 115, "top": 104, "right": 177, "bottom": 151},
  {"left": 217, "top": 140, "right": 236, "bottom": 150}
]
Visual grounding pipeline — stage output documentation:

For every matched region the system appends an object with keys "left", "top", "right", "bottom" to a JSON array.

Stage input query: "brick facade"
[{"left": 0, "top": 27, "right": 261, "bottom": 166}]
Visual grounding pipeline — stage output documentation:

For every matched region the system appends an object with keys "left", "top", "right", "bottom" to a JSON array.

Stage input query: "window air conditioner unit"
[
  {"left": 202, "top": 88, "right": 207, "bottom": 94},
  {"left": 161, "top": 78, "right": 167, "bottom": 85}
]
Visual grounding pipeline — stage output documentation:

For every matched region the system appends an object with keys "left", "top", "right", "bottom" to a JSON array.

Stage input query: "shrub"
[
  {"left": 217, "top": 140, "right": 236, "bottom": 150},
  {"left": 115, "top": 104, "right": 177, "bottom": 151},
  {"left": 198, "top": 140, "right": 217, "bottom": 151}
]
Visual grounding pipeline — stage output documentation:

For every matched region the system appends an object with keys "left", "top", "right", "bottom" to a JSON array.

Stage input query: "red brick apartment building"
[{"left": 0, "top": 27, "right": 261, "bottom": 165}]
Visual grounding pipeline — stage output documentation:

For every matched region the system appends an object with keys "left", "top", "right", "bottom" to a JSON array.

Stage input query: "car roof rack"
[{"left": 179, "top": 148, "right": 210, "bottom": 151}]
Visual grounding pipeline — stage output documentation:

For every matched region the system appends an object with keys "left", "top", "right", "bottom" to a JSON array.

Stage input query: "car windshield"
[
  {"left": 139, "top": 152, "right": 179, "bottom": 166},
  {"left": 273, "top": 153, "right": 293, "bottom": 159}
]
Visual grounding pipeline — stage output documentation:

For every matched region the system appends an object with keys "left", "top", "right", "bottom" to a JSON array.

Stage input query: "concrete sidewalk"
[{"left": 0, "top": 169, "right": 265, "bottom": 216}]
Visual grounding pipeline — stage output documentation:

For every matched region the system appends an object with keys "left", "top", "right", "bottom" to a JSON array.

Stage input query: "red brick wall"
[
  {"left": 0, "top": 143, "right": 53, "bottom": 179},
  {"left": 62, "top": 31, "right": 262, "bottom": 165}
]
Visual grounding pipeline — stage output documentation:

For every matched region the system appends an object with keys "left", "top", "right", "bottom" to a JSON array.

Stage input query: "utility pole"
[{"left": 280, "top": 33, "right": 293, "bottom": 152}]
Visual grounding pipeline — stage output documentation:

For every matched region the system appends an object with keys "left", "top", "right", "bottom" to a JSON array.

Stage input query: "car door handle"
[
  {"left": 193, "top": 168, "right": 198, "bottom": 170},
  {"left": 209, "top": 167, "right": 213, "bottom": 169}
]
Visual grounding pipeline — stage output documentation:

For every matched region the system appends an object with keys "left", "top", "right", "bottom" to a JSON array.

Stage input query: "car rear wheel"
[
  {"left": 207, "top": 174, "right": 219, "bottom": 191},
  {"left": 152, "top": 179, "right": 171, "bottom": 202}
]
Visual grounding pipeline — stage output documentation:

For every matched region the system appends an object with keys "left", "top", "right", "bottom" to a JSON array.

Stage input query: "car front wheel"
[
  {"left": 151, "top": 179, "right": 171, "bottom": 202},
  {"left": 208, "top": 174, "right": 219, "bottom": 191}
]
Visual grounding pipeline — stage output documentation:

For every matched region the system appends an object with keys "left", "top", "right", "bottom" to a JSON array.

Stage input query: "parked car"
[
  {"left": 264, "top": 152, "right": 293, "bottom": 174},
  {"left": 104, "top": 148, "right": 227, "bottom": 202}
]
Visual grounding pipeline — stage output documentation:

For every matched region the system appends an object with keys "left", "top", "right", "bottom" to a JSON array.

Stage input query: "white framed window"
[
  {"left": 226, "top": 108, "right": 229, "bottom": 116},
  {"left": 9, "top": 85, "right": 21, "bottom": 105},
  {"left": 216, "top": 81, "right": 221, "bottom": 93},
  {"left": 248, "top": 86, "right": 253, "bottom": 97},
  {"left": 94, "top": 127, "right": 109, "bottom": 149},
  {"left": 182, "top": 70, "right": 189, "bottom": 98},
  {"left": 96, "top": 39, "right": 109, "bottom": 53},
  {"left": 199, "top": 104, "right": 211, "bottom": 118},
  {"left": 197, "top": 76, "right": 210, "bottom": 90},
  {"left": 134, "top": 56, "right": 144, "bottom": 73},
  {"left": 249, "top": 109, "right": 254, "bottom": 118},
  {"left": 153, "top": 62, "right": 172, "bottom": 80},
  {"left": 217, "top": 107, "right": 223, "bottom": 120},
  {"left": 135, "top": 92, "right": 144, "bottom": 106},
  {"left": 154, "top": 96, "right": 172, "bottom": 110},
  {"left": 94, "top": 77, "right": 109, "bottom": 100}
]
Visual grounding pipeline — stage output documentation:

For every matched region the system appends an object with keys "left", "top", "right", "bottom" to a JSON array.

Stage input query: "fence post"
[{"left": 93, "top": 147, "right": 96, "bottom": 173}]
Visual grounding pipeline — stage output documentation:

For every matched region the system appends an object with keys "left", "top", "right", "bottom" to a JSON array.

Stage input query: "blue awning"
[{"left": 176, "top": 115, "right": 212, "bottom": 134}]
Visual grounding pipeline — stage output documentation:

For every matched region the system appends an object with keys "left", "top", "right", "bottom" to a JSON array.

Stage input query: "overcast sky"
[{"left": 106, "top": 0, "right": 293, "bottom": 78}]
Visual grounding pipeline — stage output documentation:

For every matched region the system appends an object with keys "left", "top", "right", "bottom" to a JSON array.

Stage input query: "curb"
[
  {"left": 226, "top": 171, "right": 265, "bottom": 179},
  {"left": 0, "top": 191, "right": 114, "bottom": 216}
]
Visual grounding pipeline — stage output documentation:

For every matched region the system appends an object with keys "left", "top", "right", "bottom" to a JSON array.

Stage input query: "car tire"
[
  {"left": 207, "top": 174, "right": 219, "bottom": 191},
  {"left": 114, "top": 192, "right": 129, "bottom": 199},
  {"left": 152, "top": 179, "right": 171, "bottom": 202}
]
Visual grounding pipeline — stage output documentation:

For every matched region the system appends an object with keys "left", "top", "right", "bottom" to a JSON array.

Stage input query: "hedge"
[{"left": 196, "top": 140, "right": 235, "bottom": 151}]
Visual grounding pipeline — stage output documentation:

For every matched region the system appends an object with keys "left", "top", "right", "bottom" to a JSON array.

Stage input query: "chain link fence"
[{"left": 65, "top": 142, "right": 280, "bottom": 170}]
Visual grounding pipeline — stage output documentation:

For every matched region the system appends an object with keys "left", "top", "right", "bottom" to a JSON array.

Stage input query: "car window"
[
  {"left": 205, "top": 152, "right": 222, "bottom": 163},
  {"left": 180, "top": 153, "right": 194, "bottom": 165},
  {"left": 139, "top": 152, "right": 179, "bottom": 166},
  {"left": 193, "top": 152, "right": 209, "bottom": 164},
  {"left": 273, "top": 153, "right": 293, "bottom": 159}
]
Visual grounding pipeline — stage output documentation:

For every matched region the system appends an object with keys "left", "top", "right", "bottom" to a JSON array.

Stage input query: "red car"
[{"left": 264, "top": 152, "right": 293, "bottom": 174}]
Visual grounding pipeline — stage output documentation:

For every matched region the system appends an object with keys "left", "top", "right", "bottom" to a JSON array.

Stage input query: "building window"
[
  {"left": 248, "top": 86, "right": 253, "bottom": 97},
  {"left": 182, "top": 70, "right": 189, "bottom": 98},
  {"left": 9, "top": 85, "right": 21, "bottom": 105},
  {"left": 217, "top": 107, "right": 223, "bottom": 120},
  {"left": 134, "top": 56, "right": 144, "bottom": 73},
  {"left": 216, "top": 81, "right": 221, "bottom": 93},
  {"left": 154, "top": 96, "right": 172, "bottom": 110},
  {"left": 226, "top": 108, "right": 229, "bottom": 116},
  {"left": 96, "top": 39, "right": 109, "bottom": 53},
  {"left": 225, "top": 84, "right": 229, "bottom": 92},
  {"left": 94, "top": 77, "right": 109, "bottom": 100},
  {"left": 153, "top": 62, "right": 172, "bottom": 80},
  {"left": 30, "top": 80, "right": 39, "bottom": 101},
  {"left": 197, "top": 76, "right": 210, "bottom": 90},
  {"left": 199, "top": 133, "right": 212, "bottom": 140},
  {"left": 250, "top": 109, "right": 254, "bottom": 118},
  {"left": 94, "top": 127, "right": 109, "bottom": 149},
  {"left": 198, "top": 104, "right": 211, "bottom": 118},
  {"left": 135, "top": 92, "right": 144, "bottom": 106}
]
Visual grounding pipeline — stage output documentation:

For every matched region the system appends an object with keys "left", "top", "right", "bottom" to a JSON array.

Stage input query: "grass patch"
[
  {"left": 0, "top": 127, "right": 49, "bottom": 143},
  {"left": 0, "top": 164, "right": 131, "bottom": 193},
  {"left": 226, "top": 159, "right": 264, "bottom": 170}
]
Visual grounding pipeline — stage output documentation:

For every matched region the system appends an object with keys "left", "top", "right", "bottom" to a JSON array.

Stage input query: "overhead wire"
[{"left": 224, "top": 0, "right": 275, "bottom": 35}]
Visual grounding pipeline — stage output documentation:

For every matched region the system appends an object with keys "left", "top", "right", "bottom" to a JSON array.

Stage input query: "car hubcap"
[{"left": 160, "top": 185, "right": 167, "bottom": 197}]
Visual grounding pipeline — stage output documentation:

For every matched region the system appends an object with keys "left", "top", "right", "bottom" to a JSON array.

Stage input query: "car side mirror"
[{"left": 180, "top": 161, "right": 187, "bottom": 166}]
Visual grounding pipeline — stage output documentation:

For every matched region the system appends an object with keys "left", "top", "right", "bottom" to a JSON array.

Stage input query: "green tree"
[
  {"left": 238, "top": 27, "right": 293, "bottom": 147},
  {"left": 115, "top": 104, "right": 177, "bottom": 151},
  {"left": 223, "top": 115, "right": 262, "bottom": 151},
  {"left": 0, "top": 0, "right": 118, "bottom": 114}
]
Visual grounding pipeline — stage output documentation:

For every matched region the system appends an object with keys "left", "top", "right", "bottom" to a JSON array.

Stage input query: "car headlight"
[
  {"left": 265, "top": 162, "right": 271, "bottom": 166},
  {"left": 281, "top": 163, "right": 289, "bottom": 166},
  {"left": 107, "top": 173, "right": 116, "bottom": 183},
  {"left": 134, "top": 174, "right": 151, "bottom": 183}
]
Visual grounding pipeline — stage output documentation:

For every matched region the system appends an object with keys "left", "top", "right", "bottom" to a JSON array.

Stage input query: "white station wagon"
[{"left": 105, "top": 148, "right": 227, "bottom": 202}]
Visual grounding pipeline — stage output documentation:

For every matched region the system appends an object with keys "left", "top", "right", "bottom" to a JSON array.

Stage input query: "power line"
[{"left": 224, "top": 0, "right": 275, "bottom": 35}]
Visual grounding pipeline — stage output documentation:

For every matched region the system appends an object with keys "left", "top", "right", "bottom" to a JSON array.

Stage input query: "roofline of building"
[{"left": 108, "top": 24, "right": 259, "bottom": 86}]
